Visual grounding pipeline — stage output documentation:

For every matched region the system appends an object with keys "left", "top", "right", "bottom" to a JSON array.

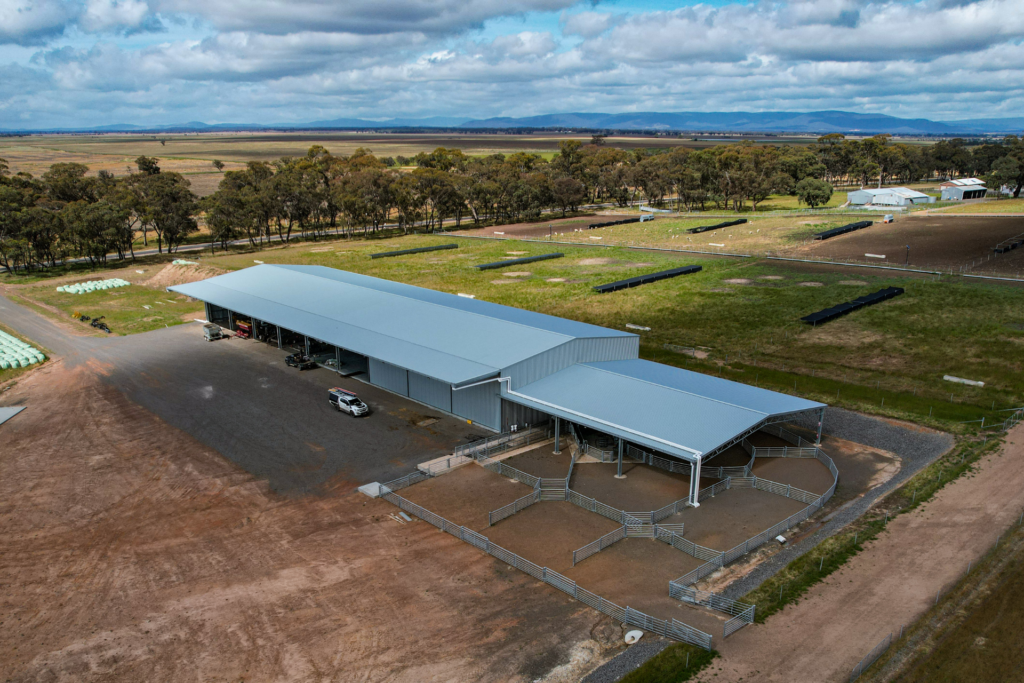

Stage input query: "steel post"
[
  {"left": 554, "top": 417, "right": 561, "bottom": 454},
  {"left": 816, "top": 407, "right": 824, "bottom": 445},
  {"left": 615, "top": 438, "right": 624, "bottom": 478},
  {"left": 276, "top": 325, "right": 282, "bottom": 349}
]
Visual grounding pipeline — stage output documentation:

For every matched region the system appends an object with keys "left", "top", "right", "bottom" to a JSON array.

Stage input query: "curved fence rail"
[
  {"left": 671, "top": 447, "right": 840, "bottom": 587},
  {"left": 379, "top": 485, "right": 713, "bottom": 650}
]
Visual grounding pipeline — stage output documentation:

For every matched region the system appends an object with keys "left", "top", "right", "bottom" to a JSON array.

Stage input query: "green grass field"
[
  {"left": 6, "top": 230, "right": 1022, "bottom": 427},
  {"left": 11, "top": 282, "right": 204, "bottom": 336},
  {"left": 198, "top": 233, "right": 1024, "bottom": 429}
]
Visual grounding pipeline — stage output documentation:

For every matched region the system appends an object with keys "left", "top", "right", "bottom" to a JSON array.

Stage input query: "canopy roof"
[{"left": 508, "top": 359, "right": 823, "bottom": 461}]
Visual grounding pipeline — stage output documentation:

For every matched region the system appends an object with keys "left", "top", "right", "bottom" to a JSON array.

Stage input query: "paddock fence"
[
  {"left": 572, "top": 526, "right": 627, "bottom": 565},
  {"left": 488, "top": 489, "right": 542, "bottom": 526},
  {"left": 477, "top": 453, "right": 542, "bottom": 489},
  {"left": 454, "top": 422, "right": 553, "bottom": 459},
  {"left": 850, "top": 632, "right": 892, "bottom": 682},
  {"left": 672, "top": 584, "right": 756, "bottom": 638},
  {"left": 671, "top": 447, "right": 840, "bottom": 586},
  {"left": 568, "top": 489, "right": 646, "bottom": 526},
  {"left": 379, "top": 485, "right": 714, "bottom": 650}
]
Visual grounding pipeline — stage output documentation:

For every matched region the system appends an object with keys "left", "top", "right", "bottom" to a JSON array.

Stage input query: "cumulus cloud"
[
  {"left": 2, "top": 0, "right": 1024, "bottom": 128},
  {"left": 561, "top": 11, "right": 615, "bottom": 38},
  {"left": 0, "top": 0, "right": 78, "bottom": 45}
]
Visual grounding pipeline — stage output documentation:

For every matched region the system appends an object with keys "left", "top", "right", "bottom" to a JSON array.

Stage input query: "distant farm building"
[
  {"left": 847, "top": 187, "right": 936, "bottom": 207},
  {"left": 939, "top": 178, "right": 988, "bottom": 201}
]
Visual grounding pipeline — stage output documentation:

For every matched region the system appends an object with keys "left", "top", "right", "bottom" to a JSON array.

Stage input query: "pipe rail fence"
[
  {"left": 454, "top": 422, "right": 553, "bottom": 459},
  {"left": 672, "top": 584, "right": 756, "bottom": 638},
  {"left": 572, "top": 526, "right": 627, "bottom": 565},
  {"left": 671, "top": 446, "right": 839, "bottom": 587},
  {"left": 488, "top": 489, "right": 542, "bottom": 526},
  {"left": 379, "top": 484, "right": 714, "bottom": 650}
]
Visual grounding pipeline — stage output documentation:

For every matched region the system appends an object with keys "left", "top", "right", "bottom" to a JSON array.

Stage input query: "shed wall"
[
  {"left": 451, "top": 378, "right": 501, "bottom": 431},
  {"left": 369, "top": 358, "right": 409, "bottom": 396},
  {"left": 503, "top": 335, "right": 638, "bottom": 390},
  {"left": 409, "top": 371, "right": 452, "bottom": 413}
]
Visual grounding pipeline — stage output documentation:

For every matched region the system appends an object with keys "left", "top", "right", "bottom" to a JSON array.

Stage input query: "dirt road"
[
  {"left": 702, "top": 427, "right": 1024, "bottom": 683},
  {"left": 0, "top": 360, "right": 625, "bottom": 682}
]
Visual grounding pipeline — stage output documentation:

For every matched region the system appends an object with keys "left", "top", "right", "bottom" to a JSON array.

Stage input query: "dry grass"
[{"left": 929, "top": 198, "right": 1024, "bottom": 215}]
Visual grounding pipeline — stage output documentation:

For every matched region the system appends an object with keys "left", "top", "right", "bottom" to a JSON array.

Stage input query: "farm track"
[{"left": 702, "top": 425, "right": 1024, "bottom": 682}]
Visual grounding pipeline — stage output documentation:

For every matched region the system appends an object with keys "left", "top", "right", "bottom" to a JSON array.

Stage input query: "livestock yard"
[{"left": 2, "top": 134, "right": 1024, "bottom": 680}]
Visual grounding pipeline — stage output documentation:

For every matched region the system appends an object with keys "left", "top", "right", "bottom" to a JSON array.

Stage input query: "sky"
[{"left": 1, "top": 0, "right": 1022, "bottom": 128}]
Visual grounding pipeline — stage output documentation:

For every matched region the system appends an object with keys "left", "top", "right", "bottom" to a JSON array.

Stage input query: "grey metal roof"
[
  {"left": 508, "top": 359, "right": 823, "bottom": 460},
  {"left": 170, "top": 264, "right": 634, "bottom": 385}
]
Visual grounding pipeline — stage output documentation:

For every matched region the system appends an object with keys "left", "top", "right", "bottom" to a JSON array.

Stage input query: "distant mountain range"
[{"left": 3, "top": 111, "right": 1022, "bottom": 136}]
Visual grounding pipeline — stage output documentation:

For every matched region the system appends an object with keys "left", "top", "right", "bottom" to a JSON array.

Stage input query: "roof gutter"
[{"left": 454, "top": 376, "right": 702, "bottom": 461}]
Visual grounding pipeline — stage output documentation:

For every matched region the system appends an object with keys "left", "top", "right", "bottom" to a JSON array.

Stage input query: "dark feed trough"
[
  {"left": 371, "top": 244, "right": 458, "bottom": 259},
  {"left": 801, "top": 286, "right": 904, "bottom": 326},
  {"left": 588, "top": 217, "right": 651, "bottom": 229},
  {"left": 593, "top": 265, "right": 702, "bottom": 293},
  {"left": 687, "top": 219, "right": 747, "bottom": 235},
  {"left": 475, "top": 253, "right": 565, "bottom": 270},
  {"left": 813, "top": 221, "right": 873, "bottom": 241}
]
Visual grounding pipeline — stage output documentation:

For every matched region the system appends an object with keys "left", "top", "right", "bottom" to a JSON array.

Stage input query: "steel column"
[
  {"left": 276, "top": 326, "right": 282, "bottom": 349},
  {"left": 615, "top": 438, "right": 624, "bottom": 478},
  {"left": 304, "top": 336, "right": 310, "bottom": 356},
  {"left": 689, "top": 458, "right": 702, "bottom": 507},
  {"left": 554, "top": 417, "right": 561, "bottom": 454},
  {"left": 816, "top": 407, "right": 825, "bottom": 445}
]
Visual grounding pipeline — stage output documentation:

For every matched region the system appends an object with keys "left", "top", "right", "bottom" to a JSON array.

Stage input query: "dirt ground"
[
  {"left": 399, "top": 464, "right": 535, "bottom": 531},
  {"left": 564, "top": 539, "right": 721, "bottom": 633},
  {"left": 455, "top": 213, "right": 633, "bottom": 239},
  {"left": 504, "top": 444, "right": 574, "bottom": 479},
  {"left": 703, "top": 425, "right": 1024, "bottom": 683},
  {"left": 0, "top": 361, "right": 635, "bottom": 683},
  {"left": 569, "top": 462, "right": 713, "bottom": 511},
  {"left": 751, "top": 457, "right": 835, "bottom": 495},
  {"left": 664, "top": 489, "right": 809, "bottom": 551},
  {"left": 484, "top": 502, "right": 623, "bottom": 573},
  {"left": 797, "top": 215, "right": 1024, "bottom": 271}
]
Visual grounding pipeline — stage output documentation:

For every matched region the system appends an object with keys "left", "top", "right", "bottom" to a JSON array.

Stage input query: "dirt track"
[
  {"left": 0, "top": 362, "right": 627, "bottom": 682},
  {"left": 799, "top": 215, "right": 1024, "bottom": 271},
  {"left": 704, "top": 426, "right": 1024, "bottom": 682}
]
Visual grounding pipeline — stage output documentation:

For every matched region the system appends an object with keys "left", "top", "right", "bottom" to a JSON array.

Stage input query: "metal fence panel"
[{"left": 850, "top": 633, "right": 892, "bottom": 682}]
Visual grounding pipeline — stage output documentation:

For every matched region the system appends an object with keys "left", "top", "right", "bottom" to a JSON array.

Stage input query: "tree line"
[
  {"left": 2, "top": 133, "right": 1023, "bottom": 274},
  {"left": 0, "top": 156, "right": 197, "bottom": 273}
]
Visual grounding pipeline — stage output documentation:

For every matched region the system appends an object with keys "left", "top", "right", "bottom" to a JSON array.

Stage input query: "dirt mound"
[{"left": 143, "top": 263, "right": 226, "bottom": 289}]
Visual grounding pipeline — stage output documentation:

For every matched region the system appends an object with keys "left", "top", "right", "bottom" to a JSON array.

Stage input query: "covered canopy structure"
[{"left": 172, "top": 264, "right": 825, "bottom": 506}]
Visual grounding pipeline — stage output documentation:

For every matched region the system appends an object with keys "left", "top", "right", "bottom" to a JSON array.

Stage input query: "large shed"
[
  {"left": 171, "top": 265, "right": 824, "bottom": 505},
  {"left": 847, "top": 187, "right": 936, "bottom": 207},
  {"left": 940, "top": 178, "right": 987, "bottom": 201}
]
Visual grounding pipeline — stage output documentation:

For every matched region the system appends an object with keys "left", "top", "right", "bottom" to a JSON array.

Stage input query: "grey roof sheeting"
[
  {"left": 508, "top": 360, "right": 823, "bottom": 460},
  {"left": 170, "top": 264, "right": 634, "bottom": 385}
]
